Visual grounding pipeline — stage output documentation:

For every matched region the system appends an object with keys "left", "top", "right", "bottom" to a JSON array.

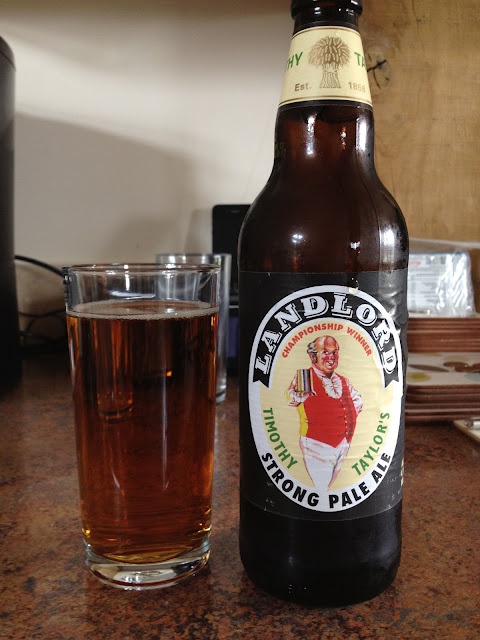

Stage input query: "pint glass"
[
  {"left": 63, "top": 263, "right": 219, "bottom": 589},
  {"left": 156, "top": 253, "right": 231, "bottom": 403}
]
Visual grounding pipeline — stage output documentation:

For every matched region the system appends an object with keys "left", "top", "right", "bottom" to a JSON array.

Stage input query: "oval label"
[{"left": 248, "top": 285, "right": 404, "bottom": 512}]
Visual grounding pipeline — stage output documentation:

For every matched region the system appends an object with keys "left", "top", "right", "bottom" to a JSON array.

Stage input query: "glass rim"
[
  {"left": 62, "top": 262, "right": 221, "bottom": 275},
  {"left": 155, "top": 252, "right": 231, "bottom": 258}
]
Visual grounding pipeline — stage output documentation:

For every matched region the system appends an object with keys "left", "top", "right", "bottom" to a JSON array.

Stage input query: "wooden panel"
[{"left": 362, "top": 0, "right": 480, "bottom": 243}]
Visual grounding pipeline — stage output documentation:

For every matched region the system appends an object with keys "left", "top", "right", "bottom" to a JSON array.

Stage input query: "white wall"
[{"left": 0, "top": 0, "right": 291, "bottom": 265}]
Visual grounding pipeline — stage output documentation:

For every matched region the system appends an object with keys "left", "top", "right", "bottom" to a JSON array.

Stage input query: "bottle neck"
[
  {"left": 275, "top": 2, "right": 374, "bottom": 174},
  {"left": 292, "top": 2, "right": 361, "bottom": 34},
  {"left": 274, "top": 106, "right": 374, "bottom": 172}
]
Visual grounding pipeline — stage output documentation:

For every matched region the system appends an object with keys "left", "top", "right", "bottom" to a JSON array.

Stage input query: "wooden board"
[{"left": 362, "top": 0, "right": 480, "bottom": 244}]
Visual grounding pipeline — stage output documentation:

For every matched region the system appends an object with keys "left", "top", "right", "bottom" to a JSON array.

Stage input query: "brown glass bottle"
[{"left": 238, "top": 0, "right": 408, "bottom": 606}]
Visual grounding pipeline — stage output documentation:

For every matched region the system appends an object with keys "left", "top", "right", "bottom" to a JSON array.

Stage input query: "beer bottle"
[{"left": 238, "top": 0, "right": 408, "bottom": 606}]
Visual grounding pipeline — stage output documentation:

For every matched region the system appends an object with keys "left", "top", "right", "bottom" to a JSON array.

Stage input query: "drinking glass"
[
  {"left": 156, "top": 253, "right": 231, "bottom": 403},
  {"left": 63, "top": 263, "right": 219, "bottom": 589}
]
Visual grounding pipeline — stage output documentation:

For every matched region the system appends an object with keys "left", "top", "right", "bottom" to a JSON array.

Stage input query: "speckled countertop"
[{"left": 1, "top": 354, "right": 479, "bottom": 640}]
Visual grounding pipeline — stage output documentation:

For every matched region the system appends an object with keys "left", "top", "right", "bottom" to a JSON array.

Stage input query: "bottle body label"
[
  {"left": 240, "top": 271, "right": 407, "bottom": 521},
  {"left": 280, "top": 26, "right": 372, "bottom": 108}
]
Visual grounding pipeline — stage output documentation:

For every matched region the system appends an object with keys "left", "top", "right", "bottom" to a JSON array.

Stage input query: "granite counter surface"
[{"left": 1, "top": 354, "right": 479, "bottom": 640}]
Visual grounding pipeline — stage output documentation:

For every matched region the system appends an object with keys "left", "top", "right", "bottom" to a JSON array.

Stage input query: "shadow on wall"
[{"left": 15, "top": 113, "right": 209, "bottom": 264}]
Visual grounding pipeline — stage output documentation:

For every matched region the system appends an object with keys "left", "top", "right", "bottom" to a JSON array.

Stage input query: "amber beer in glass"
[
  {"left": 239, "top": 0, "right": 409, "bottom": 606},
  {"left": 64, "top": 263, "right": 219, "bottom": 589}
]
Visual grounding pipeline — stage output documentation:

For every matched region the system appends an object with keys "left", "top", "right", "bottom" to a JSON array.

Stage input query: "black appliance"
[
  {"left": 0, "top": 36, "right": 21, "bottom": 391},
  {"left": 212, "top": 204, "right": 249, "bottom": 375}
]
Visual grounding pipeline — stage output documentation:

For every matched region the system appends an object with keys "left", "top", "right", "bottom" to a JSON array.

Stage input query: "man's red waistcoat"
[{"left": 302, "top": 371, "right": 357, "bottom": 447}]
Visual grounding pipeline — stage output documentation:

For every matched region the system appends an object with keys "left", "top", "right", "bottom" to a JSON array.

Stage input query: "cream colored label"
[
  {"left": 279, "top": 26, "right": 372, "bottom": 107},
  {"left": 248, "top": 285, "right": 404, "bottom": 513}
]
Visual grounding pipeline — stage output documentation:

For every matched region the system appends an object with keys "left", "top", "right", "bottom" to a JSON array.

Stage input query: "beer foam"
[{"left": 68, "top": 299, "right": 218, "bottom": 320}]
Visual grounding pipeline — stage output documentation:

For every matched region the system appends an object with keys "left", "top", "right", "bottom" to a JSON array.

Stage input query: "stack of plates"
[
  {"left": 407, "top": 315, "right": 480, "bottom": 352},
  {"left": 406, "top": 351, "right": 480, "bottom": 424}
]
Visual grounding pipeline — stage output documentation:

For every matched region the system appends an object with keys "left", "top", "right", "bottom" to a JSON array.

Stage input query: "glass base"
[
  {"left": 216, "top": 389, "right": 226, "bottom": 404},
  {"left": 85, "top": 539, "right": 210, "bottom": 590},
  {"left": 216, "top": 370, "right": 227, "bottom": 404}
]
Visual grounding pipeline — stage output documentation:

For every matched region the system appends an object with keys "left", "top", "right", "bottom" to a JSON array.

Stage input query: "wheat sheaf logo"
[{"left": 308, "top": 36, "right": 350, "bottom": 89}]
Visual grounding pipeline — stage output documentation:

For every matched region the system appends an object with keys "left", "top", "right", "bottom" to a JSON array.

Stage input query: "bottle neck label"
[
  {"left": 280, "top": 26, "right": 372, "bottom": 108},
  {"left": 240, "top": 271, "right": 407, "bottom": 521}
]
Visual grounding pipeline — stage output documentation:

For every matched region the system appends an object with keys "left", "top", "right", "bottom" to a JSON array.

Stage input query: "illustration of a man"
[{"left": 287, "top": 336, "right": 363, "bottom": 491}]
